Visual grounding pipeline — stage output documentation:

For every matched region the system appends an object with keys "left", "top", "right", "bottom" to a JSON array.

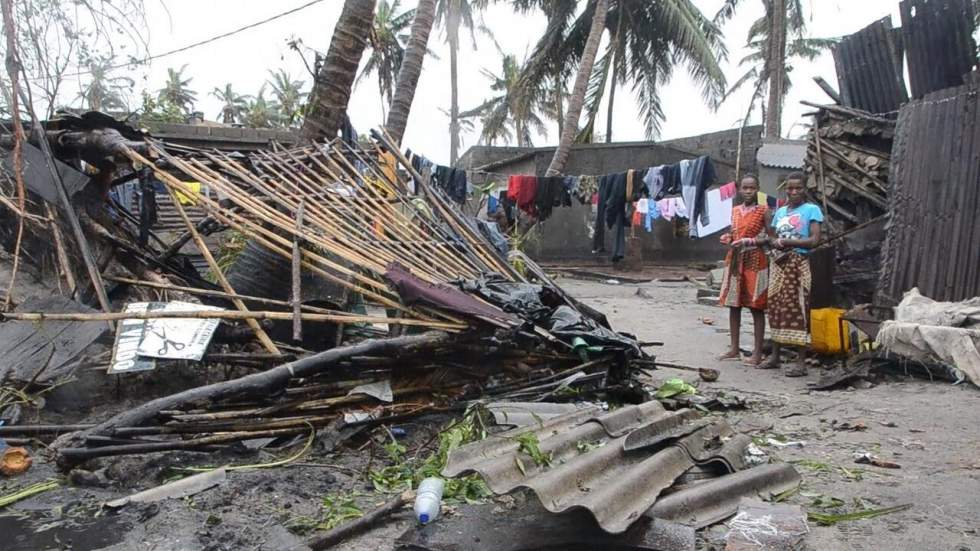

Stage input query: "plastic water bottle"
[{"left": 414, "top": 477, "right": 445, "bottom": 524}]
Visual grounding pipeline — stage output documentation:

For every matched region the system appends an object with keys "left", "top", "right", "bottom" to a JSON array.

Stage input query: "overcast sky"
[{"left": 73, "top": 0, "right": 904, "bottom": 164}]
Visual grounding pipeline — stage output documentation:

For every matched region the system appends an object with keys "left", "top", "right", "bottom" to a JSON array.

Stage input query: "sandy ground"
[
  {"left": 2, "top": 275, "right": 979, "bottom": 550},
  {"left": 562, "top": 276, "right": 980, "bottom": 550}
]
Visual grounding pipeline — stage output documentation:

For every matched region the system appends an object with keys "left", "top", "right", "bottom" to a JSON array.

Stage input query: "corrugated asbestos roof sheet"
[
  {"left": 444, "top": 401, "right": 795, "bottom": 534},
  {"left": 756, "top": 142, "right": 807, "bottom": 169}
]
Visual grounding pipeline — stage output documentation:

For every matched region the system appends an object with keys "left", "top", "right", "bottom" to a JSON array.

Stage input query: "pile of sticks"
[{"left": 803, "top": 102, "right": 894, "bottom": 235}]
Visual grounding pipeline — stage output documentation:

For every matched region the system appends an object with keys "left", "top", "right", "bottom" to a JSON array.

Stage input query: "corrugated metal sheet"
[
  {"left": 487, "top": 402, "right": 592, "bottom": 427},
  {"left": 833, "top": 17, "right": 909, "bottom": 113},
  {"left": 756, "top": 141, "right": 806, "bottom": 169},
  {"left": 878, "top": 79, "right": 980, "bottom": 304},
  {"left": 900, "top": 0, "right": 978, "bottom": 99},
  {"left": 443, "top": 401, "right": 790, "bottom": 534}
]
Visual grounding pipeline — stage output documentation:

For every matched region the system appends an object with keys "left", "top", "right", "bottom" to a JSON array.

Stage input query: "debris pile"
[{"left": 802, "top": 103, "right": 894, "bottom": 304}]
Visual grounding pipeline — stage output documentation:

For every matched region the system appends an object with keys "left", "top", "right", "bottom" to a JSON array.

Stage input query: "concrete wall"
[{"left": 460, "top": 127, "right": 763, "bottom": 264}]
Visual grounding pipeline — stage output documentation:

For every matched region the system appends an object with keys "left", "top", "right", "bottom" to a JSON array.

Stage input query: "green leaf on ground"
[{"left": 654, "top": 378, "right": 697, "bottom": 399}]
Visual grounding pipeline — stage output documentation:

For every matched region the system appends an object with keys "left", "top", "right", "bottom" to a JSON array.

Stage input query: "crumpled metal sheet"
[{"left": 443, "top": 401, "right": 755, "bottom": 534}]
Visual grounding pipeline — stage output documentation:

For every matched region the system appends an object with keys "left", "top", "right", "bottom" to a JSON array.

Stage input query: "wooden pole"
[
  {"left": 307, "top": 490, "right": 414, "bottom": 550},
  {"left": 165, "top": 185, "right": 280, "bottom": 354},
  {"left": 812, "top": 117, "right": 830, "bottom": 216},
  {"left": 45, "top": 204, "right": 76, "bottom": 295},
  {"left": 292, "top": 201, "right": 305, "bottom": 342},
  {"left": 0, "top": 309, "right": 466, "bottom": 329}
]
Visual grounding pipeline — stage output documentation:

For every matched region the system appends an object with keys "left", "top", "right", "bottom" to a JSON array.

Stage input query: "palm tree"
[
  {"left": 79, "top": 59, "right": 134, "bottom": 112},
  {"left": 358, "top": 0, "right": 415, "bottom": 117},
  {"left": 545, "top": 0, "right": 607, "bottom": 175},
  {"left": 461, "top": 53, "right": 549, "bottom": 147},
  {"left": 435, "top": 0, "right": 488, "bottom": 165},
  {"left": 267, "top": 69, "right": 307, "bottom": 127},
  {"left": 157, "top": 65, "right": 197, "bottom": 114},
  {"left": 715, "top": 0, "right": 824, "bottom": 138},
  {"left": 302, "top": 0, "right": 377, "bottom": 142},
  {"left": 518, "top": 0, "right": 727, "bottom": 149},
  {"left": 210, "top": 83, "right": 249, "bottom": 124},
  {"left": 721, "top": 9, "right": 835, "bottom": 133},
  {"left": 385, "top": 0, "right": 437, "bottom": 144},
  {"left": 244, "top": 85, "right": 282, "bottom": 128}
]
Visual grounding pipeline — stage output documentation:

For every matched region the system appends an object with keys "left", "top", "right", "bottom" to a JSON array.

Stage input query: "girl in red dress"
[{"left": 718, "top": 174, "right": 772, "bottom": 366}]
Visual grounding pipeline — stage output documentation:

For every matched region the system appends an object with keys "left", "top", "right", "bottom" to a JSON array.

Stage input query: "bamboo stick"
[
  {"left": 0, "top": 309, "right": 467, "bottom": 329},
  {"left": 292, "top": 201, "right": 305, "bottom": 341},
  {"left": 45, "top": 203, "right": 76, "bottom": 295},
  {"left": 166, "top": 184, "right": 279, "bottom": 355}
]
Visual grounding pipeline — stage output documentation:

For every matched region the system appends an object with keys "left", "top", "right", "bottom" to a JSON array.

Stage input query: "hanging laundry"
[
  {"left": 534, "top": 176, "right": 572, "bottom": 221},
  {"left": 507, "top": 174, "right": 539, "bottom": 216},
  {"left": 695, "top": 188, "right": 733, "bottom": 238},
  {"left": 576, "top": 175, "right": 599, "bottom": 204},
  {"left": 643, "top": 166, "right": 664, "bottom": 200},
  {"left": 594, "top": 172, "right": 629, "bottom": 261},
  {"left": 487, "top": 193, "right": 499, "bottom": 214},
  {"left": 433, "top": 165, "right": 468, "bottom": 203},
  {"left": 643, "top": 197, "right": 660, "bottom": 231},
  {"left": 680, "top": 156, "right": 718, "bottom": 237},
  {"left": 757, "top": 191, "right": 779, "bottom": 209},
  {"left": 654, "top": 164, "right": 682, "bottom": 200},
  {"left": 719, "top": 181, "right": 737, "bottom": 201}
]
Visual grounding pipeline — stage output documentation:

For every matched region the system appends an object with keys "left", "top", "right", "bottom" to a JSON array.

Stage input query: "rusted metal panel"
[
  {"left": 900, "top": 0, "right": 978, "bottom": 99},
  {"left": 443, "top": 401, "right": 788, "bottom": 534},
  {"left": 833, "top": 17, "right": 908, "bottom": 114},
  {"left": 878, "top": 80, "right": 980, "bottom": 303}
]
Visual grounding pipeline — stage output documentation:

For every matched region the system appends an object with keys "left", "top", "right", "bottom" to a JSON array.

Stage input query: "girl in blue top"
[{"left": 759, "top": 172, "right": 823, "bottom": 376}]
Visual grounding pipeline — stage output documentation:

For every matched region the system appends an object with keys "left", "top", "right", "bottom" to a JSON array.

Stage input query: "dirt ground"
[{"left": 2, "top": 274, "right": 979, "bottom": 550}]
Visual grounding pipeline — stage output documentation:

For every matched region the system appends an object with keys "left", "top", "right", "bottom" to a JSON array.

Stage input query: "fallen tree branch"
[
  {"left": 307, "top": 490, "right": 414, "bottom": 550},
  {"left": 50, "top": 331, "right": 453, "bottom": 467}
]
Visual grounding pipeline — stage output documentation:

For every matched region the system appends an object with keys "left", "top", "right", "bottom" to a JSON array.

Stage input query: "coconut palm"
[
  {"left": 210, "top": 83, "right": 249, "bottom": 124},
  {"left": 435, "top": 0, "right": 489, "bottom": 165},
  {"left": 157, "top": 65, "right": 197, "bottom": 114},
  {"left": 714, "top": 0, "right": 828, "bottom": 137},
  {"left": 79, "top": 59, "right": 134, "bottom": 112},
  {"left": 244, "top": 85, "right": 282, "bottom": 128},
  {"left": 302, "top": 0, "right": 377, "bottom": 142},
  {"left": 385, "top": 0, "right": 438, "bottom": 144},
  {"left": 518, "top": 0, "right": 728, "bottom": 151},
  {"left": 267, "top": 69, "right": 307, "bottom": 127},
  {"left": 358, "top": 0, "right": 415, "bottom": 116},
  {"left": 543, "top": 0, "right": 608, "bottom": 175},
  {"left": 722, "top": 19, "right": 835, "bottom": 133},
  {"left": 461, "top": 53, "right": 549, "bottom": 147}
]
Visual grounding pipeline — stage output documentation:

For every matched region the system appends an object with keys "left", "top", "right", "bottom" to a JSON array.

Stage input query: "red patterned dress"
[{"left": 719, "top": 204, "right": 769, "bottom": 310}]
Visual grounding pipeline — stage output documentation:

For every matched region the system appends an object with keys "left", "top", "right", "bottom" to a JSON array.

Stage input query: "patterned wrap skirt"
[{"left": 767, "top": 251, "right": 812, "bottom": 346}]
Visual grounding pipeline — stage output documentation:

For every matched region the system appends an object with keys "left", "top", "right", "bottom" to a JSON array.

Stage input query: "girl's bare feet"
[
  {"left": 742, "top": 354, "right": 764, "bottom": 367},
  {"left": 718, "top": 350, "right": 742, "bottom": 361}
]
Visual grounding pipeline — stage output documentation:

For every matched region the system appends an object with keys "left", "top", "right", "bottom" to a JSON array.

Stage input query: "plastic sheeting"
[{"left": 876, "top": 288, "right": 980, "bottom": 387}]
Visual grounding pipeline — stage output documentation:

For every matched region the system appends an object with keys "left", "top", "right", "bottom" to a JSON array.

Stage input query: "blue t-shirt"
[{"left": 771, "top": 203, "right": 824, "bottom": 254}]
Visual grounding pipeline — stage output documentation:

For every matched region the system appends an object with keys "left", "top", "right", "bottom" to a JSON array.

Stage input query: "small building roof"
[{"left": 756, "top": 141, "right": 806, "bottom": 169}]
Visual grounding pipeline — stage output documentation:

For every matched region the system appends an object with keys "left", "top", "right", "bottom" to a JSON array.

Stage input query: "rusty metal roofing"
[
  {"left": 443, "top": 401, "right": 781, "bottom": 534},
  {"left": 832, "top": 17, "right": 909, "bottom": 114},
  {"left": 900, "top": 0, "right": 978, "bottom": 99},
  {"left": 756, "top": 141, "right": 806, "bottom": 169},
  {"left": 878, "top": 79, "right": 980, "bottom": 303}
]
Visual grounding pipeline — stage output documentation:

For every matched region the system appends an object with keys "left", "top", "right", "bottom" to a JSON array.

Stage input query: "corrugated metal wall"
[
  {"left": 877, "top": 80, "right": 980, "bottom": 303},
  {"left": 900, "top": 0, "right": 978, "bottom": 99},
  {"left": 832, "top": 17, "right": 909, "bottom": 113}
]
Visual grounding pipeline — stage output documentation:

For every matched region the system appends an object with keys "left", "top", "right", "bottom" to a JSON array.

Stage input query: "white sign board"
[
  {"left": 137, "top": 301, "right": 224, "bottom": 361},
  {"left": 108, "top": 302, "right": 156, "bottom": 374}
]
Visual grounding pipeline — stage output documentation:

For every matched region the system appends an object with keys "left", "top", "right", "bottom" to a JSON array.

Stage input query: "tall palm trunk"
[
  {"left": 301, "top": 0, "right": 376, "bottom": 142},
  {"left": 546, "top": 0, "right": 608, "bottom": 175},
  {"left": 385, "top": 0, "right": 437, "bottom": 145},
  {"left": 448, "top": 1, "right": 461, "bottom": 165},
  {"left": 605, "top": 8, "right": 624, "bottom": 144},
  {"left": 765, "top": 0, "right": 787, "bottom": 139}
]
